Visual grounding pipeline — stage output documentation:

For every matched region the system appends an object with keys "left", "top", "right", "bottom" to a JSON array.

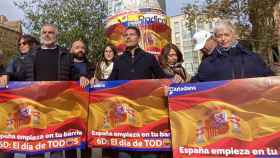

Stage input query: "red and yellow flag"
[
  {"left": 0, "top": 81, "right": 88, "bottom": 153},
  {"left": 88, "top": 79, "right": 171, "bottom": 151},
  {"left": 169, "top": 77, "right": 280, "bottom": 158}
]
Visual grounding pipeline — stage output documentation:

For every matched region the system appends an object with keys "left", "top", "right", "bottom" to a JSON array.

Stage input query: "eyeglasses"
[{"left": 18, "top": 42, "right": 27, "bottom": 47}]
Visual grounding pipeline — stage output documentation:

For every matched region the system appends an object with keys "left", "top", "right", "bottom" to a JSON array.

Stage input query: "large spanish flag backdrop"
[
  {"left": 105, "top": 9, "right": 171, "bottom": 55},
  {"left": 0, "top": 81, "right": 88, "bottom": 153},
  {"left": 169, "top": 76, "right": 280, "bottom": 158},
  {"left": 88, "top": 79, "right": 171, "bottom": 151}
]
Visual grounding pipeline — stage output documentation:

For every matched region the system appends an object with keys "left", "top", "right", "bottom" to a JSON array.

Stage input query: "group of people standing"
[
  {"left": 0, "top": 23, "right": 191, "bottom": 88},
  {"left": 0, "top": 19, "right": 274, "bottom": 158}
]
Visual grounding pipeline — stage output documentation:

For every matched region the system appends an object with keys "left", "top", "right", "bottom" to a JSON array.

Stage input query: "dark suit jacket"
[{"left": 109, "top": 48, "right": 166, "bottom": 80}]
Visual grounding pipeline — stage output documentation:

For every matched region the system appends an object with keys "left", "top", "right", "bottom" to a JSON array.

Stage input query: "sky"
[
  {"left": 0, "top": 0, "right": 190, "bottom": 21},
  {"left": 166, "top": 0, "right": 190, "bottom": 16},
  {"left": 0, "top": 0, "right": 25, "bottom": 21}
]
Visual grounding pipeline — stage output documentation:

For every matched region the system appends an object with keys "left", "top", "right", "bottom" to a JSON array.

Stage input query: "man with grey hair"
[
  {"left": 192, "top": 20, "right": 273, "bottom": 82},
  {"left": 13, "top": 24, "right": 75, "bottom": 158},
  {"left": 22, "top": 23, "right": 74, "bottom": 81},
  {"left": 40, "top": 23, "right": 59, "bottom": 48}
]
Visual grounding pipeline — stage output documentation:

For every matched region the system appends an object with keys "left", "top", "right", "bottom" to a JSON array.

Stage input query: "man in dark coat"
[
  {"left": 70, "top": 40, "right": 94, "bottom": 88},
  {"left": 20, "top": 24, "right": 74, "bottom": 82},
  {"left": 192, "top": 44, "right": 273, "bottom": 82},
  {"left": 192, "top": 20, "right": 273, "bottom": 82},
  {"left": 108, "top": 26, "right": 168, "bottom": 158},
  {"left": 17, "top": 24, "right": 74, "bottom": 158},
  {"left": 108, "top": 26, "right": 166, "bottom": 80}
]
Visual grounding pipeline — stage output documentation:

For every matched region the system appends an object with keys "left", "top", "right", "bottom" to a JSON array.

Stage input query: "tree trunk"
[{"left": 248, "top": 0, "right": 278, "bottom": 64}]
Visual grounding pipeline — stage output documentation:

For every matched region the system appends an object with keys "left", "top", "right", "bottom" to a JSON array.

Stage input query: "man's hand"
[
  {"left": 0, "top": 75, "right": 8, "bottom": 88},
  {"left": 79, "top": 76, "right": 90, "bottom": 88}
]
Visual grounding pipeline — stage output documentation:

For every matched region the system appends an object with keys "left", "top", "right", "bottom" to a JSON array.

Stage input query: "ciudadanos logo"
[
  {"left": 168, "top": 81, "right": 229, "bottom": 97},
  {"left": 168, "top": 85, "right": 197, "bottom": 96}
]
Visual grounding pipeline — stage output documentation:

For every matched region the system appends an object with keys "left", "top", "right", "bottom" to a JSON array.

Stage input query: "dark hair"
[
  {"left": 103, "top": 44, "right": 117, "bottom": 64},
  {"left": 70, "top": 39, "right": 88, "bottom": 53},
  {"left": 160, "top": 43, "right": 184, "bottom": 67},
  {"left": 18, "top": 34, "right": 40, "bottom": 48},
  {"left": 126, "top": 26, "right": 141, "bottom": 37},
  {"left": 94, "top": 44, "right": 117, "bottom": 80},
  {"left": 71, "top": 39, "right": 84, "bottom": 48}
]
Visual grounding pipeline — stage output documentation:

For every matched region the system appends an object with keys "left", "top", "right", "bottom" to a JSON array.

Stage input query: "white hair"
[
  {"left": 40, "top": 23, "right": 59, "bottom": 36},
  {"left": 40, "top": 23, "right": 59, "bottom": 46},
  {"left": 213, "top": 20, "right": 238, "bottom": 39}
]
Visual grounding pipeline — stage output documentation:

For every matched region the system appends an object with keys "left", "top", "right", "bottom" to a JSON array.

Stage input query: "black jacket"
[
  {"left": 109, "top": 48, "right": 166, "bottom": 80},
  {"left": 0, "top": 65, "right": 5, "bottom": 76},
  {"left": 191, "top": 43, "right": 273, "bottom": 82},
  {"left": 22, "top": 46, "right": 74, "bottom": 81},
  {"left": 6, "top": 53, "right": 28, "bottom": 81}
]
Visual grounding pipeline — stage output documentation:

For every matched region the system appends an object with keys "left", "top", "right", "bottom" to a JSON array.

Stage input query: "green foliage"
[
  {"left": 183, "top": 0, "right": 280, "bottom": 63},
  {"left": 184, "top": 0, "right": 250, "bottom": 38},
  {"left": 14, "top": 0, "right": 108, "bottom": 63}
]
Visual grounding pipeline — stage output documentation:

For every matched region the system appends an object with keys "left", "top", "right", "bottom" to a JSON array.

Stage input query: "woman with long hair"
[
  {"left": 160, "top": 43, "right": 191, "bottom": 83},
  {"left": 94, "top": 44, "right": 117, "bottom": 80}
]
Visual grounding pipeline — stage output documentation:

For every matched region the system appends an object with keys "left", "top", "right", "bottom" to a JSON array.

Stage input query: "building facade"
[
  {"left": 170, "top": 14, "right": 215, "bottom": 75},
  {"left": 106, "top": 0, "right": 166, "bottom": 16},
  {"left": 0, "top": 15, "right": 22, "bottom": 64}
]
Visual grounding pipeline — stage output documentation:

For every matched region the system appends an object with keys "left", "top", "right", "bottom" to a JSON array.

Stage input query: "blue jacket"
[
  {"left": 191, "top": 43, "right": 273, "bottom": 82},
  {"left": 72, "top": 59, "right": 95, "bottom": 80}
]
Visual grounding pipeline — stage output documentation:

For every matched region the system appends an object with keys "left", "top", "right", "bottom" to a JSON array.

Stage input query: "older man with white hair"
[
  {"left": 8, "top": 24, "right": 76, "bottom": 158},
  {"left": 22, "top": 23, "right": 74, "bottom": 81},
  {"left": 192, "top": 20, "right": 273, "bottom": 82}
]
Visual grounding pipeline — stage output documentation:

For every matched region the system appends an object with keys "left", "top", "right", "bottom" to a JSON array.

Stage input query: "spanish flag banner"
[
  {"left": 0, "top": 81, "right": 88, "bottom": 153},
  {"left": 88, "top": 79, "right": 171, "bottom": 151},
  {"left": 168, "top": 76, "right": 280, "bottom": 158},
  {"left": 105, "top": 10, "right": 171, "bottom": 55}
]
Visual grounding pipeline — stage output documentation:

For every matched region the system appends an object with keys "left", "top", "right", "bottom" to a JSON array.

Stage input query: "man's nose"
[{"left": 221, "top": 35, "right": 225, "bottom": 41}]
